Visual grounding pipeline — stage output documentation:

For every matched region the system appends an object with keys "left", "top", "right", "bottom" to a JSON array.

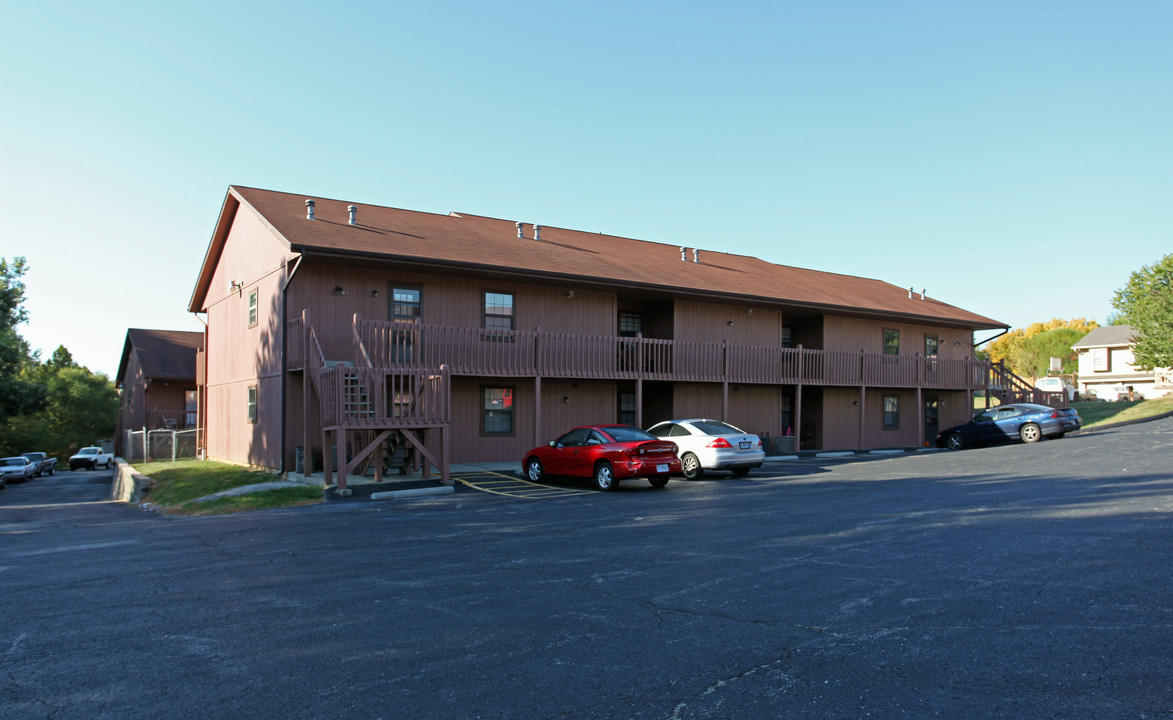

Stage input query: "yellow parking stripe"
[{"left": 453, "top": 470, "right": 593, "bottom": 499}]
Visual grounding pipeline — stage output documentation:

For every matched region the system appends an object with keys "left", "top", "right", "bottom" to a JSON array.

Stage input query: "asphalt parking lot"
[{"left": 2, "top": 418, "right": 1171, "bottom": 719}]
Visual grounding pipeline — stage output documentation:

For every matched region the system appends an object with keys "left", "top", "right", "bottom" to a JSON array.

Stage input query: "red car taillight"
[{"left": 707, "top": 438, "right": 733, "bottom": 449}]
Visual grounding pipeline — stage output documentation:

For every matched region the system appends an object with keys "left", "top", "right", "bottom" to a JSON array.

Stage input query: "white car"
[
  {"left": 646, "top": 419, "right": 765, "bottom": 479},
  {"left": 1035, "top": 376, "right": 1076, "bottom": 401},
  {"left": 1, "top": 456, "right": 37, "bottom": 484}
]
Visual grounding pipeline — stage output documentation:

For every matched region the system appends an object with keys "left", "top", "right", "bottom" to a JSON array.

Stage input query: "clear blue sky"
[{"left": 2, "top": 1, "right": 1169, "bottom": 378}]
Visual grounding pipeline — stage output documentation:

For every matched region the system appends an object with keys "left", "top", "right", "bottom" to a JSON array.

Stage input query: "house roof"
[
  {"left": 1072, "top": 325, "right": 1136, "bottom": 349},
  {"left": 190, "top": 186, "right": 1007, "bottom": 330},
  {"left": 116, "top": 329, "right": 204, "bottom": 386}
]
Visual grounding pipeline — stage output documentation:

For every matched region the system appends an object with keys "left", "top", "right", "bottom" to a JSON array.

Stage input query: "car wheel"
[
  {"left": 525, "top": 457, "right": 544, "bottom": 482},
  {"left": 681, "top": 452, "right": 703, "bottom": 480},
  {"left": 945, "top": 433, "right": 964, "bottom": 451},
  {"left": 731, "top": 467, "right": 751, "bottom": 478},
  {"left": 1019, "top": 423, "right": 1042, "bottom": 443},
  {"left": 594, "top": 461, "right": 616, "bottom": 491},
  {"left": 649, "top": 475, "right": 669, "bottom": 488}
]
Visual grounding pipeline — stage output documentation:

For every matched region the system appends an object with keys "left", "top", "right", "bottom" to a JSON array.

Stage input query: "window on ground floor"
[
  {"left": 247, "top": 386, "right": 258, "bottom": 424},
  {"left": 882, "top": 395, "right": 899, "bottom": 429},
  {"left": 482, "top": 386, "right": 514, "bottom": 436}
]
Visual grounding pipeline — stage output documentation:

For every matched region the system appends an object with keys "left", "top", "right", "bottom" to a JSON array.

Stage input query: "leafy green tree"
[
  {"left": 985, "top": 318, "right": 1098, "bottom": 380},
  {"left": 0, "top": 364, "right": 118, "bottom": 459},
  {"left": 0, "top": 256, "right": 45, "bottom": 422},
  {"left": 1111, "top": 254, "right": 1173, "bottom": 371}
]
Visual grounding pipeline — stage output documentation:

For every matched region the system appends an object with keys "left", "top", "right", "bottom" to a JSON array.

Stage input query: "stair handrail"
[{"left": 352, "top": 313, "right": 374, "bottom": 368}]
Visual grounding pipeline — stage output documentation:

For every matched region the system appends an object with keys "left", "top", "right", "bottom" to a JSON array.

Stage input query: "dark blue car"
[{"left": 937, "top": 403, "right": 1082, "bottom": 451}]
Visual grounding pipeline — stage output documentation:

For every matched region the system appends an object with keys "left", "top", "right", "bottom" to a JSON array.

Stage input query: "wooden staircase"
[
  {"left": 988, "top": 361, "right": 1068, "bottom": 407},
  {"left": 293, "top": 310, "right": 450, "bottom": 491}
]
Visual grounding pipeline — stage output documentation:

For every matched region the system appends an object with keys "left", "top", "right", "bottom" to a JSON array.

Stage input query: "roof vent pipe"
[
  {"left": 693, "top": 248, "right": 700, "bottom": 263},
  {"left": 908, "top": 286, "right": 914, "bottom": 299},
  {"left": 347, "top": 205, "right": 357, "bottom": 226},
  {"left": 305, "top": 199, "right": 316, "bottom": 220},
  {"left": 534, "top": 224, "right": 542, "bottom": 242},
  {"left": 921, "top": 289, "right": 927, "bottom": 300},
  {"left": 680, "top": 247, "right": 687, "bottom": 261},
  {"left": 516, "top": 222, "right": 524, "bottom": 239}
]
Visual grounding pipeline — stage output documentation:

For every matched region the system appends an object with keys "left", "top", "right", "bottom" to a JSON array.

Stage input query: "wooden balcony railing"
[
  {"left": 286, "top": 315, "right": 994, "bottom": 391},
  {"left": 302, "top": 318, "right": 992, "bottom": 390},
  {"left": 318, "top": 365, "right": 450, "bottom": 429}
]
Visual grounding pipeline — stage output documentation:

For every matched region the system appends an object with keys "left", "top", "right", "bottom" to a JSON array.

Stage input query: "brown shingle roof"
[
  {"left": 193, "top": 186, "right": 1005, "bottom": 329},
  {"left": 116, "top": 329, "right": 203, "bottom": 386}
]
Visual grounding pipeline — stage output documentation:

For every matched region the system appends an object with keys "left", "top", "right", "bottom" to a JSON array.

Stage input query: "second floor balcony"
[{"left": 288, "top": 315, "right": 992, "bottom": 391}]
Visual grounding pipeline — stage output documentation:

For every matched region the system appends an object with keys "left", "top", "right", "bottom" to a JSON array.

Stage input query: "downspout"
[{"left": 192, "top": 312, "right": 208, "bottom": 459}]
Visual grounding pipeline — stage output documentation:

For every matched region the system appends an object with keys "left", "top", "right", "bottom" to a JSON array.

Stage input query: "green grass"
[
  {"left": 133, "top": 459, "right": 323, "bottom": 515},
  {"left": 1074, "top": 393, "right": 1173, "bottom": 428}
]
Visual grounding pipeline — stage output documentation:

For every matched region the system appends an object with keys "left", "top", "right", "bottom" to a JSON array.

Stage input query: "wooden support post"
[
  {"left": 858, "top": 386, "right": 866, "bottom": 450},
  {"left": 635, "top": 378, "right": 643, "bottom": 428},
  {"left": 322, "top": 428, "right": 332, "bottom": 486},
  {"left": 534, "top": 375, "right": 542, "bottom": 450},
  {"left": 336, "top": 429, "right": 348, "bottom": 492}
]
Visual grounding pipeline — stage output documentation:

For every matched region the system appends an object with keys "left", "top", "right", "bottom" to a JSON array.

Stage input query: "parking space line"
[{"left": 453, "top": 470, "right": 593, "bottom": 499}]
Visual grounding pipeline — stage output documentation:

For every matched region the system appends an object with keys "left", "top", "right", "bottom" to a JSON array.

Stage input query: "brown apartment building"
[
  {"left": 188, "top": 186, "right": 1008, "bottom": 486},
  {"left": 115, "top": 328, "right": 204, "bottom": 454}
]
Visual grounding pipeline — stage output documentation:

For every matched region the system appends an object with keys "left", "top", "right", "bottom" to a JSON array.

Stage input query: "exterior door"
[{"left": 923, "top": 395, "right": 939, "bottom": 446}]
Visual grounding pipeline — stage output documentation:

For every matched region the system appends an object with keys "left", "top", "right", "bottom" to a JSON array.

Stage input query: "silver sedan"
[{"left": 646, "top": 419, "right": 765, "bottom": 479}]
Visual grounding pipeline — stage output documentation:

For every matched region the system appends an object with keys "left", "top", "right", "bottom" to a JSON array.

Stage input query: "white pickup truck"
[{"left": 69, "top": 446, "right": 114, "bottom": 471}]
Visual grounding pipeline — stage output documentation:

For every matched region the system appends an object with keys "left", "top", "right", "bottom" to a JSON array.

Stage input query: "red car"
[{"left": 523, "top": 425, "right": 681, "bottom": 491}]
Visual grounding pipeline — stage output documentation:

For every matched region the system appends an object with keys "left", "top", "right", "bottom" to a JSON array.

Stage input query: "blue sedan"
[{"left": 937, "top": 403, "right": 1082, "bottom": 451}]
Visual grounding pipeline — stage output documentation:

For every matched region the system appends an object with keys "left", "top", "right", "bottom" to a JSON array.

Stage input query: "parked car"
[
  {"left": 1, "top": 456, "right": 37, "bottom": 484},
  {"left": 1034, "top": 376, "right": 1076, "bottom": 401},
  {"left": 522, "top": 425, "right": 681, "bottom": 490},
  {"left": 69, "top": 446, "right": 114, "bottom": 471},
  {"left": 21, "top": 451, "right": 57, "bottom": 477},
  {"left": 937, "top": 403, "right": 1082, "bottom": 451},
  {"left": 646, "top": 418, "right": 765, "bottom": 479}
]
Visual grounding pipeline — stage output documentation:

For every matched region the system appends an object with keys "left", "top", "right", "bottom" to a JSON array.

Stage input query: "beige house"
[
  {"left": 1072, "top": 325, "right": 1172, "bottom": 400},
  {"left": 188, "top": 186, "right": 1011, "bottom": 486}
]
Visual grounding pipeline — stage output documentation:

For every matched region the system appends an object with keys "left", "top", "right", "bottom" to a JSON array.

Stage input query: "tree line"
[
  {"left": 982, "top": 254, "right": 1173, "bottom": 381},
  {"left": 0, "top": 257, "right": 118, "bottom": 460}
]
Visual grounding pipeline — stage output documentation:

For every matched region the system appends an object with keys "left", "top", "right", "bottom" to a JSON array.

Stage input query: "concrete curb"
[
  {"left": 111, "top": 460, "right": 152, "bottom": 504},
  {"left": 371, "top": 486, "right": 456, "bottom": 501}
]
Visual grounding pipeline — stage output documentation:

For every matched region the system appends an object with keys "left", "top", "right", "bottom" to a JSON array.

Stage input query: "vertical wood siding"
[
  {"left": 822, "top": 316, "right": 974, "bottom": 359},
  {"left": 202, "top": 209, "right": 295, "bottom": 470}
]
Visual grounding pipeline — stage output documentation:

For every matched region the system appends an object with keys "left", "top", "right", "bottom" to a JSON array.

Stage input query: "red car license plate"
[{"left": 656, "top": 464, "right": 669, "bottom": 472}]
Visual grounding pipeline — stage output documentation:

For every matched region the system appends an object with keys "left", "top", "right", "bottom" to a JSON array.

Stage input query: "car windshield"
[
  {"left": 691, "top": 420, "right": 744, "bottom": 435},
  {"left": 603, "top": 426, "right": 657, "bottom": 443},
  {"left": 79, "top": 448, "right": 98, "bottom": 455},
  {"left": 3, "top": 458, "right": 23, "bottom": 466}
]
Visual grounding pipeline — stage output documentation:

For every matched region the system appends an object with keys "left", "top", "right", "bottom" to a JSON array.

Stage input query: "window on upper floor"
[
  {"left": 483, "top": 291, "right": 514, "bottom": 338},
  {"left": 391, "top": 286, "right": 421, "bottom": 323},
  {"left": 924, "top": 334, "right": 939, "bottom": 357},
  {"left": 883, "top": 329, "right": 900, "bottom": 356},
  {"left": 619, "top": 312, "right": 642, "bottom": 337},
  {"left": 1091, "top": 348, "right": 1109, "bottom": 371},
  {"left": 780, "top": 325, "right": 794, "bottom": 349},
  {"left": 248, "top": 290, "right": 258, "bottom": 328}
]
